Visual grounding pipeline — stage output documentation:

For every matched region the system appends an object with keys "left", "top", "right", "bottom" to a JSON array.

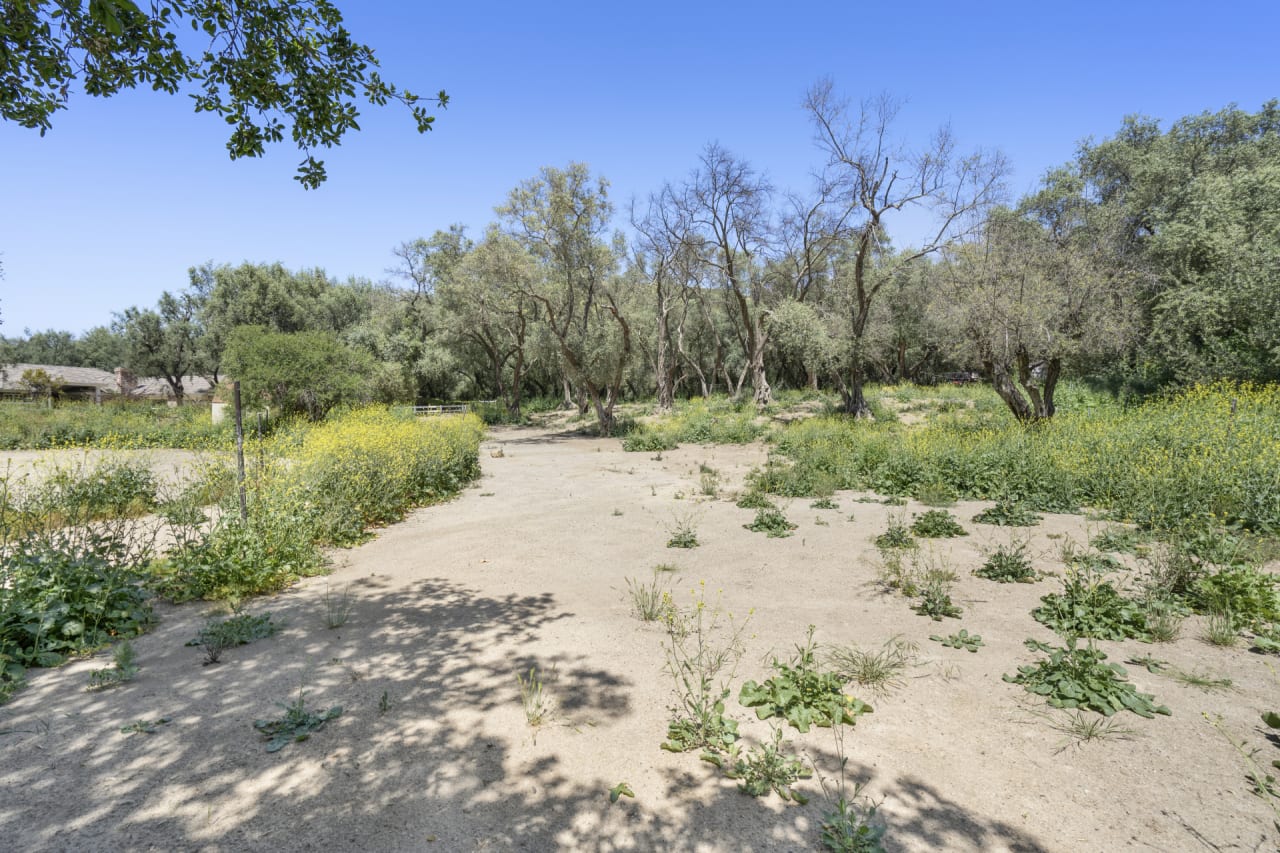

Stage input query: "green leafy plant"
[
  {"left": 1261, "top": 711, "right": 1280, "bottom": 801},
  {"left": 1252, "top": 623, "right": 1280, "bottom": 654},
  {"left": 253, "top": 689, "right": 343, "bottom": 753},
  {"left": 120, "top": 716, "right": 172, "bottom": 736},
  {"left": 1090, "top": 527, "right": 1148, "bottom": 554},
  {"left": 1004, "top": 638, "right": 1171, "bottom": 718},
  {"left": 811, "top": 497, "right": 839, "bottom": 510},
  {"left": 735, "top": 490, "right": 776, "bottom": 510},
  {"left": 660, "top": 586, "right": 750, "bottom": 754},
  {"left": 972, "top": 500, "right": 1041, "bottom": 527},
  {"left": 1032, "top": 568, "right": 1149, "bottom": 641},
  {"left": 0, "top": 538, "right": 152, "bottom": 703},
  {"left": 744, "top": 507, "right": 797, "bottom": 538},
  {"left": 910, "top": 510, "right": 967, "bottom": 538},
  {"left": 814, "top": 712, "right": 886, "bottom": 851},
  {"left": 608, "top": 781, "right": 635, "bottom": 804},
  {"left": 667, "top": 511, "right": 700, "bottom": 549},
  {"left": 914, "top": 480, "right": 955, "bottom": 507},
  {"left": 930, "top": 629, "right": 983, "bottom": 652},
  {"left": 87, "top": 640, "right": 139, "bottom": 690},
  {"left": 622, "top": 430, "right": 678, "bottom": 452},
  {"left": 913, "top": 577, "right": 963, "bottom": 621},
  {"left": 825, "top": 636, "right": 917, "bottom": 697},
  {"left": 1126, "top": 654, "right": 1169, "bottom": 674},
  {"left": 874, "top": 514, "right": 915, "bottom": 550},
  {"left": 1063, "top": 546, "right": 1125, "bottom": 574},
  {"left": 704, "top": 726, "right": 812, "bottom": 802},
  {"left": 975, "top": 540, "right": 1037, "bottom": 583},
  {"left": 186, "top": 610, "right": 279, "bottom": 665},
  {"left": 820, "top": 789, "right": 886, "bottom": 852},
  {"left": 739, "top": 626, "right": 872, "bottom": 733},
  {"left": 1194, "top": 567, "right": 1279, "bottom": 628}
]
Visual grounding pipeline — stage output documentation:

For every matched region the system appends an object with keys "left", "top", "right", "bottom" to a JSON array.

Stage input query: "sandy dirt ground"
[{"left": 0, "top": 426, "right": 1277, "bottom": 852}]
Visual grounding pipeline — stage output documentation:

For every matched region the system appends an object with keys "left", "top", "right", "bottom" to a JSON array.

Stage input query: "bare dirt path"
[{"left": 0, "top": 425, "right": 1275, "bottom": 851}]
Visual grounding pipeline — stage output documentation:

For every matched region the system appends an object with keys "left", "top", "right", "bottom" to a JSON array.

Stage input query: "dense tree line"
[{"left": 4, "top": 96, "right": 1276, "bottom": 424}]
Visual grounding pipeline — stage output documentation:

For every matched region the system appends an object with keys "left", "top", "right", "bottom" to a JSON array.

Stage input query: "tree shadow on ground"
[{"left": 0, "top": 572, "right": 1057, "bottom": 852}]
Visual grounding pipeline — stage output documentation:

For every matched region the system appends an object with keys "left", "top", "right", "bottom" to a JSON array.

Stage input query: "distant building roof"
[
  {"left": 0, "top": 363, "right": 216, "bottom": 399},
  {"left": 0, "top": 363, "right": 117, "bottom": 392}
]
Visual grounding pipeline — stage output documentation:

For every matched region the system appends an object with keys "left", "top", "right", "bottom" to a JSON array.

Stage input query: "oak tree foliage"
[{"left": 0, "top": 0, "right": 447, "bottom": 187}]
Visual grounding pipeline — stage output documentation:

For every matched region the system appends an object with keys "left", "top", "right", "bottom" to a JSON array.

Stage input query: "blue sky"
[{"left": 1, "top": 0, "right": 1277, "bottom": 335}]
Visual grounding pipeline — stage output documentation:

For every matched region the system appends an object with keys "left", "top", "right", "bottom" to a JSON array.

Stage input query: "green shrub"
[
  {"left": 705, "top": 726, "right": 812, "bottom": 802},
  {"left": 972, "top": 500, "right": 1041, "bottom": 527},
  {"left": 874, "top": 516, "right": 915, "bottom": 550},
  {"left": 913, "top": 578, "right": 962, "bottom": 620},
  {"left": 975, "top": 542, "right": 1037, "bottom": 583},
  {"left": 739, "top": 627, "right": 872, "bottom": 732},
  {"left": 187, "top": 610, "right": 280, "bottom": 663},
  {"left": 1193, "top": 567, "right": 1279, "bottom": 627},
  {"left": 0, "top": 400, "right": 232, "bottom": 450},
  {"left": 771, "top": 382, "right": 1280, "bottom": 534},
  {"left": 1004, "top": 638, "right": 1171, "bottom": 718},
  {"left": 736, "top": 490, "right": 776, "bottom": 510},
  {"left": 0, "top": 545, "right": 152, "bottom": 701},
  {"left": 622, "top": 429, "right": 678, "bottom": 452},
  {"left": 745, "top": 507, "right": 797, "bottom": 538},
  {"left": 154, "top": 408, "right": 483, "bottom": 601},
  {"left": 910, "top": 510, "right": 967, "bottom": 538},
  {"left": 1032, "top": 570, "right": 1150, "bottom": 641}
]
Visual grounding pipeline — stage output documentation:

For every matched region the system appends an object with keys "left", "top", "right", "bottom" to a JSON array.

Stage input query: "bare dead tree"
[
  {"left": 804, "top": 79, "right": 1008, "bottom": 416},
  {"left": 675, "top": 143, "right": 776, "bottom": 405},
  {"left": 632, "top": 184, "right": 696, "bottom": 412}
]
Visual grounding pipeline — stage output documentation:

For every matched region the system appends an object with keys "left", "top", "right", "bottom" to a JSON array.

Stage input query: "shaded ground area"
[{"left": 1, "top": 425, "right": 1275, "bottom": 851}]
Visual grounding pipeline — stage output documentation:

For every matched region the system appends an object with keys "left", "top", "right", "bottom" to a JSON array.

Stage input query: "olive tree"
[
  {"left": 438, "top": 229, "right": 537, "bottom": 418},
  {"left": 498, "top": 163, "right": 632, "bottom": 434},
  {"left": 936, "top": 197, "right": 1138, "bottom": 422}
]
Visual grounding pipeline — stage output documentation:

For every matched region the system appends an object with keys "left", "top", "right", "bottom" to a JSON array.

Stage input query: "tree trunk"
[
  {"left": 1017, "top": 352, "right": 1060, "bottom": 421},
  {"left": 986, "top": 359, "right": 1034, "bottom": 422},
  {"left": 507, "top": 349, "right": 525, "bottom": 419},
  {"left": 655, "top": 296, "right": 674, "bottom": 412},
  {"left": 587, "top": 383, "right": 615, "bottom": 435},
  {"left": 749, "top": 314, "right": 771, "bottom": 406},
  {"left": 561, "top": 374, "right": 574, "bottom": 410},
  {"left": 839, "top": 355, "right": 872, "bottom": 418},
  {"left": 840, "top": 375, "right": 871, "bottom": 418},
  {"left": 985, "top": 353, "right": 1060, "bottom": 423}
]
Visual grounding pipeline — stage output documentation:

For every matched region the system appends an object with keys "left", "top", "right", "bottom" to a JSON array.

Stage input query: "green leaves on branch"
[{"left": 1, "top": 1, "right": 447, "bottom": 188}]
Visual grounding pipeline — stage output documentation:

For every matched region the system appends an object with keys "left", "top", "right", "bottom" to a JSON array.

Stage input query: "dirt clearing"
[{"left": 0, "top": 426, "right": 1275, "bottom": 851}]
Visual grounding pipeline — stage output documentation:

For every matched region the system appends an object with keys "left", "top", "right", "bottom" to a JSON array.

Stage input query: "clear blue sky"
[{"left": 1, "top": 0, "right": 1277, "bottom": 335}]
